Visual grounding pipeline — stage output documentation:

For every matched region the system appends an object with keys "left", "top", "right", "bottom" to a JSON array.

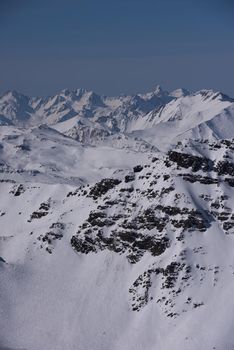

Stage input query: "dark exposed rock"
[
  {"left": 223, "top": 222, "right": 234, "bottom": 231},
  {"left": 126, "top": 253, "right": 141, "bottom": 264},
  {"left": 121, "top": 209, "right": 168, "bottom": 232},
  {"left": 87, "top": 211, "right": 114, "bottom": 227},
  {"left": 118, "top": 231, "right": 136, "bottom": 243},
  {"left": 180, "top": 174, "right": 219, "bottom": 185},
  {"left": 133, "top": 165, "right": 143, "bottom": 173},
  {"left": 163, "top": 262, "right": 182, "bottom": 289},
  {"left": 152, "top": 157, "right": 159, "bottom": 163},
  {"left": 211, "top": 202, "right": 221, "bottom": 209},
  {"left": 37, "top": 224, "right": 64, "bottom": 254},
  {"left": 49, "top": 222, "right": 65, "bottom": 230},
  {"left": 97, "top": 204, "right": 109, "bottom": 210},
  {"left": 225, "top": 178, "right": 234, "bottom": 187},
  {"left": 163, "top": 175, "right": 170, "bottom": 181},
  {"left": 161, "top": 186, "right": 174, "bottom": 195},
  {"left": 71, "top": 224, "right": 169, "bottom": 262},
  {"left": 218, "top": 213, "right": 229, "bottom": 221},
  {"left": 168, "top": 151, "right": 213, "bottom": 172},
  {"left": 129, "top": 260, "right": 191, "bottom": 312},
  {"left": 215, "top": 160, "right": 234, "bottom": 176},
  {"left": 41, "top": 231, "right": 63, "bottom": 243},
  {"left": 67, "top": 188, "right": 80, "bottom": 197},
  {"left": 30, "top": 211, "right": 48, "bottom": 220},
  {"left": 16, "top": 143, "right": 31, "bottom": 151},
  {"left": 149, "top": 237, "right": 170, "bottom": 256},
  {"left": 193, "top": 302, "right": 204, "bottom": 308},
  {"left": 156, "top": 205, "right": 183, "bottom": 216},
  {"left": 104, "top": 199, "right": 119, "bottom": 206},
  {"left": 88, "top": 178, "right": 121, "bottom": 199},
  {"left": 71, "top": 235, "right": 98, "bottom": 254},
  {"left": 119, "top": 187, "right": 134, "bottom": 193},
  {"left": 0, "top": 179, "right": 16, "bottom": 183},
  {"left": 39, "top": 202, "right": 50, "bottom": 211},
  {"left": 11, "top": 184, "right": 25, "bottom": 196},
  {"left": 171, "top": 210, "right": 209, "bottom": 231},
  {"left": 164, "top": 159, "right": 172, "bottom": 167},
  {"left": 29, "top": 200, "right": 51, "bottom": 221},
  {"left": 200, "top": 194, "right": 212, "bottom": 201},
  {"left": 125, "top": 174, "right": 135, "bottom": 183}
]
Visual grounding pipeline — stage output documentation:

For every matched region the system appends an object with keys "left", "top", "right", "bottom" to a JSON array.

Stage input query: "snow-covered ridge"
[{"left": 0, "top": 86, "right": 233, "bottom": 149}]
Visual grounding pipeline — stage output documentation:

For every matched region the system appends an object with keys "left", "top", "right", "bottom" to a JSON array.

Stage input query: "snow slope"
[{"left": 130, "top": 90, "right": 234, "bottom": 150}]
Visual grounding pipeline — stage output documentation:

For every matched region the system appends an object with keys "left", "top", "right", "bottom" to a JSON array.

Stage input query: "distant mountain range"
[{"left": 0, "top": 86, "right": 233, "bottom": 151}]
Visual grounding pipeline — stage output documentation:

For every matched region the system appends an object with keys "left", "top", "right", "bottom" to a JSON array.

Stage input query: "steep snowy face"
[
  {"left": 0, "top": 135, "right": 234, "bottom": 350},
  {"left": 169, "top": 88, "right": 190, "bottom": 98},
  {"left": 53, "top": 116, "right": 113, "bottom": 145},
  {"left": 0, "top": 91, "right": 33, "bottom": 125},
  {"left": 130, "top": 90, "right": 234, "bottom": 150},
  {"left": 135, "top": 90, "right": 233, "bottom": 128},
  {"left": 37, "top": 88, "right": 106, "bottom": 124}
]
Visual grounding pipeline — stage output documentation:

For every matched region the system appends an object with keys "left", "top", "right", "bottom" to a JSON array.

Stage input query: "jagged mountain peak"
[
  {"left": 170, "top": 88, "right": 190, "bottom": 98},
  {"left": 1, "top": 89, "right": 29, "bottom": 100},
  {"left": 0, "top": 89, "right": 33, "bottom": 123},
  {"left": 51, "top": 88, "right": 105, "bottom": 108},
  {"left": 139, "top": 84, "right": 170, "bottom": 100},
  {"left": 151, "top": 84, "right": 166, "bottom": 96},
  {"left": 58, "top": 87, "right": 94, "bottom": 99},
  {"left": 195, "top": 89, "right": 234, "bottom": 102}
]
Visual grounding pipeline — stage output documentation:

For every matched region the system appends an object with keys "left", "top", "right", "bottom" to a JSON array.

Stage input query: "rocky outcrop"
[{"left": 88, "top": 178, "right": 121, "bottom": 200}]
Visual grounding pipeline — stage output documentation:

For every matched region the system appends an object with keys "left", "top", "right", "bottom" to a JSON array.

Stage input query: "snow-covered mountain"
[
  {"left": 0, "top": 85, "right": 172, "bottom": 127},
  {"left": 0, "top": 86, "right": 233, "bottom": 149},
  {"left": 0, "top": 85, "right": 234, "bottom": 350}
]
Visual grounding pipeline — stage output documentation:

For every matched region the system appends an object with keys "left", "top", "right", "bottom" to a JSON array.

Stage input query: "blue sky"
[{"left": 0, "top": 0, "right": 234, "bottom": 96}]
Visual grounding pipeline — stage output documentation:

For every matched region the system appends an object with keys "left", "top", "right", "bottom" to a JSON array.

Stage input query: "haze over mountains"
[
  {"left": 0, "top": 85, "right": 234, "bottom": 350},
  {"left": 0, "top": 86, "right": 233, "bottom": 150}
]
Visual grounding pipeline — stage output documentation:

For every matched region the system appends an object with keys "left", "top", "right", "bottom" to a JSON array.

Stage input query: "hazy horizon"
[{"left": 1, "top": 0, "right": 234, "bottom": 97}]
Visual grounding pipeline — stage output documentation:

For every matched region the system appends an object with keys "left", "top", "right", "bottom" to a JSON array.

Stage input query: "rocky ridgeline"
[
  {"left": 68, "top": 140, "right": 234, "bottom": 316},
  {"left": 70, "top": 170, "right": 210, "bottom": 264},
  {"left": 28, "top": 200, "right": 51, "bottom": 221},
  {"left": 2, "top": 138, "right": 233, "bottom": 318},
  {"left": 36, "top": 222, "right": 66, "bottom": 254}
]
